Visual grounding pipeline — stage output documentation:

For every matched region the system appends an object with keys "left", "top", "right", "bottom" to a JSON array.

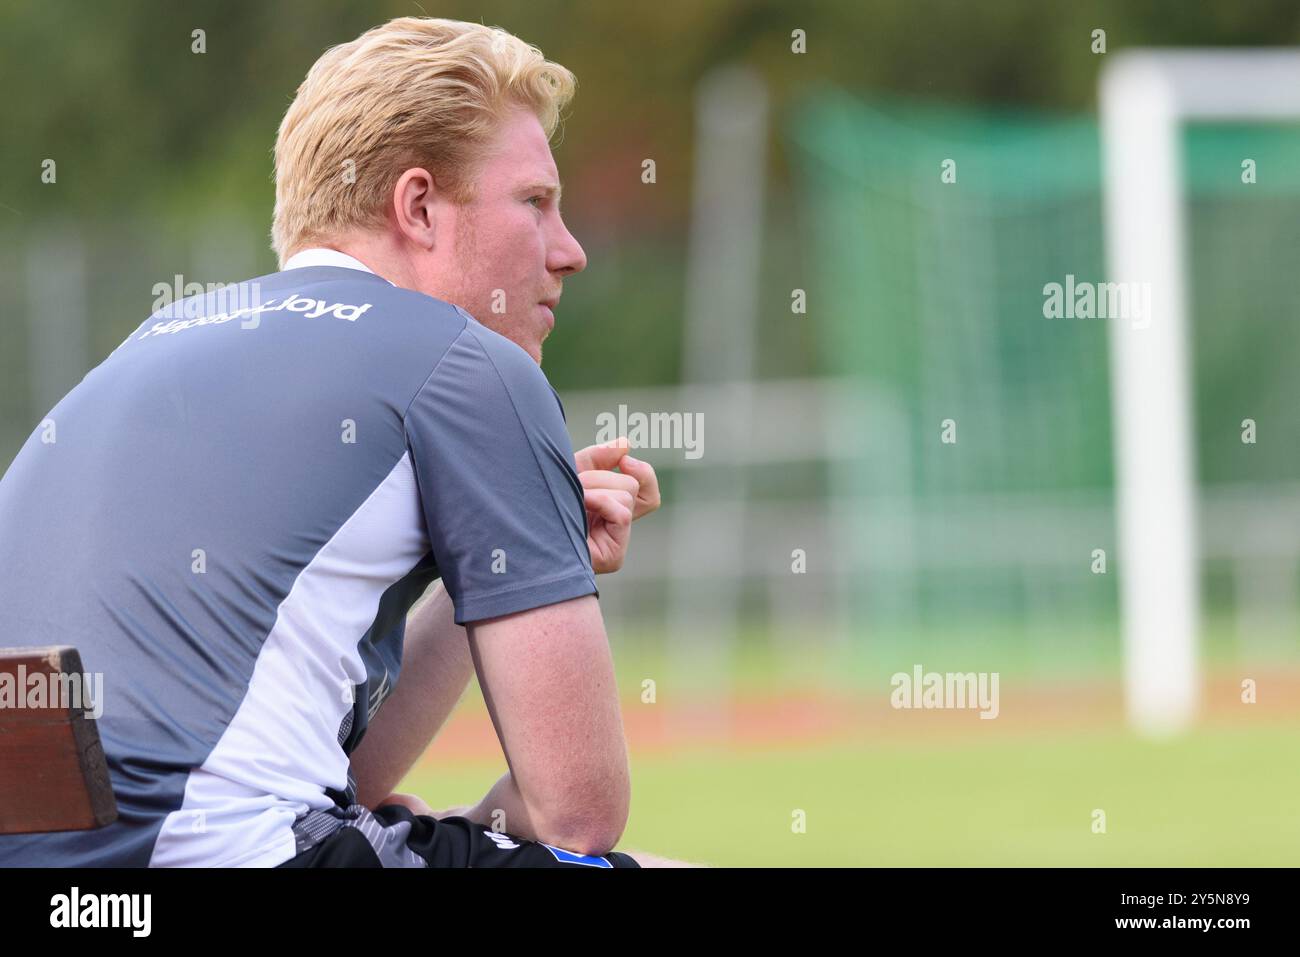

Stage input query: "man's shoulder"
[
  {"left": 289, "top": 273, "right": 560, "bottom": 414},
  {"left": 417, "top": 311, "right": 563, "bottom": 420},
  {"left": 130, "top": 266, "right": 466, "bottom": 345},
  {"left": 261, "top": 265, "right": 467, "bottom": 330}
]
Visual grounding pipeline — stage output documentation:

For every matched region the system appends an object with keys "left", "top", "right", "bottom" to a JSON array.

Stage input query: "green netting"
[{"left": 788, "top": 86, "right": 1300, "bottom": 650}]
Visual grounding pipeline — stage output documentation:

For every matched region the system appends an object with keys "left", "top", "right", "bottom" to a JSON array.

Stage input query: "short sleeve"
[{"left": 403, "top": 318, "right": 598, "bottom": 625}]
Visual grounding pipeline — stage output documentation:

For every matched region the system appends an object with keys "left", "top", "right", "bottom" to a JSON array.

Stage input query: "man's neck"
[{"left": 311, "top": 234, "right": 421, "bottom": 292}]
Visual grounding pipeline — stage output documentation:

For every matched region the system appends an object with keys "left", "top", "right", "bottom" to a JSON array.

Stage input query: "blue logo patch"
[{"left": 539, "top": 844, "right": 614, "bottom": 868}]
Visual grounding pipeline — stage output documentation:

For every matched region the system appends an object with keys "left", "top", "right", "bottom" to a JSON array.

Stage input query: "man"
[{"left": 0, "top": 17, "right": 692, "bottom": 868}]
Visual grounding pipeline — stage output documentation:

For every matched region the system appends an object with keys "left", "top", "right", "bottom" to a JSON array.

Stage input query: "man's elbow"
[
  {"left": 543, "top": 817, "right": 627, "bottom": 857},
  {"left": 536, "top": 787, "right": 630, "bottom": 856}
]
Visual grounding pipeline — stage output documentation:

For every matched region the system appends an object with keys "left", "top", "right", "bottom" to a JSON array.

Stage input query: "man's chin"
[
  {"left": 527, "top": 331, "right": 547, "bottom": 366},
  {"left": 487, "top": 322, "right": 544, "bottom": 365},
  {"left": 514, "top": 338, "right": 542, "bottom": 365}
]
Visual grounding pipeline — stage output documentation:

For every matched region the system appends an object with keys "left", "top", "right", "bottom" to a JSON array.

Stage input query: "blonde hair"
[{"left": 271, "top": 17, "right": 576, "bottom": 264}]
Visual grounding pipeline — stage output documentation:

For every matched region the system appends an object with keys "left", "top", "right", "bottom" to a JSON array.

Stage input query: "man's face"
[{"left": 421, "top": 106, "right": 587, "bottom": 364}]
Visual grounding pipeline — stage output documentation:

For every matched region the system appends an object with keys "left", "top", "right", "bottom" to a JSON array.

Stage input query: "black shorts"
[{"left": 276, "top": 803, "right": 640, "bottom": 868}]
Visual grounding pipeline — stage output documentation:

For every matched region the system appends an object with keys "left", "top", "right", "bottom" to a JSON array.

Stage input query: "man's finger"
[
  {"left": 574, "top": 436, "right": 630, "bottom": 473},
  {"left": 579, "top": 469, "right": 639, "bottom": 495},
  {"left": 584, "top": 488, "right": 634, "bottom": 526},
  {"left": 613, "top": 453, "right": 661, "bottom": 519}
]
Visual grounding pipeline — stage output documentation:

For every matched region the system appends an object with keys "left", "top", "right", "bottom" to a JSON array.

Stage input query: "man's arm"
[
  {"left": 372, "top": 594, "right": 632, "bottom": 854},
  {"left": 353, "top": 440, "right": 659, "bottom": 813},
  {"left": 349, "top": 581, "right": 472, "bottom": 810},
  {"left": 460, "top": 593, "right": 630, "bottom": 855}
]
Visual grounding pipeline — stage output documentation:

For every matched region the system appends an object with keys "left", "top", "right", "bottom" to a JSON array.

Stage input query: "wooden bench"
[{"left": 0, "top": 646, "right": 117, "bottom": 834}]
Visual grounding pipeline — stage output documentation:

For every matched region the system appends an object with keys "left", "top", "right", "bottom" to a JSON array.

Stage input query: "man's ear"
[{"left": 392, "top": 168, "right": 437, "bottom": 249}]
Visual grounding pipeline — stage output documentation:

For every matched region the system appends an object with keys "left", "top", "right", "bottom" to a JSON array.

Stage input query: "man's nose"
[{"left": 548, "top": 218, "right": 587, "bottom": 277}]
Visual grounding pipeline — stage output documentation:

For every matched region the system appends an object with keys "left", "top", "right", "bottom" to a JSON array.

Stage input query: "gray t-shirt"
[{"left": 0, "top": 264, "right": 597, "bottom": 866}]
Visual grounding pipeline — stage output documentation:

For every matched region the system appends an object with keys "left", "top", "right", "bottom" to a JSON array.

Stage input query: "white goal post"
[{"left": 1100, "top": 49, "right": 1300, "bottom": 736}]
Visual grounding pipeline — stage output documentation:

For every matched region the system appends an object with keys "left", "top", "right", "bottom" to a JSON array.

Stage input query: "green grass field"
[
  {"left": 397, "top": 619, "right": 1299, "bottom": 866},
  {"left": 402, "top": 722, "right": 1300, "bottom": 866}
]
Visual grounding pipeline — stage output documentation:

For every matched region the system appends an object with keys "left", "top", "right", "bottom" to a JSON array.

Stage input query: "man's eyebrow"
[{"left": 519, "top": 182, "right": 563, "bottom": 203}]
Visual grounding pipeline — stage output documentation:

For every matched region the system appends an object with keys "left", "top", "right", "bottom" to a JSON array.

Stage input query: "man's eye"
[{"left": 527, "top": 195, "right": 545, "bottom": 208}]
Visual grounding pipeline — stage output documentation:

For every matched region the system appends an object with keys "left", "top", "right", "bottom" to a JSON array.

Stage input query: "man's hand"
[
  {"left": 375, "top": 791, "right": 434, "bottom": 815},
  {"left": 376, "top": 791, "right": 470, "bottom": 820},
  {"left": 574, "top": 437, "right": 661, "bottom": 574}
]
